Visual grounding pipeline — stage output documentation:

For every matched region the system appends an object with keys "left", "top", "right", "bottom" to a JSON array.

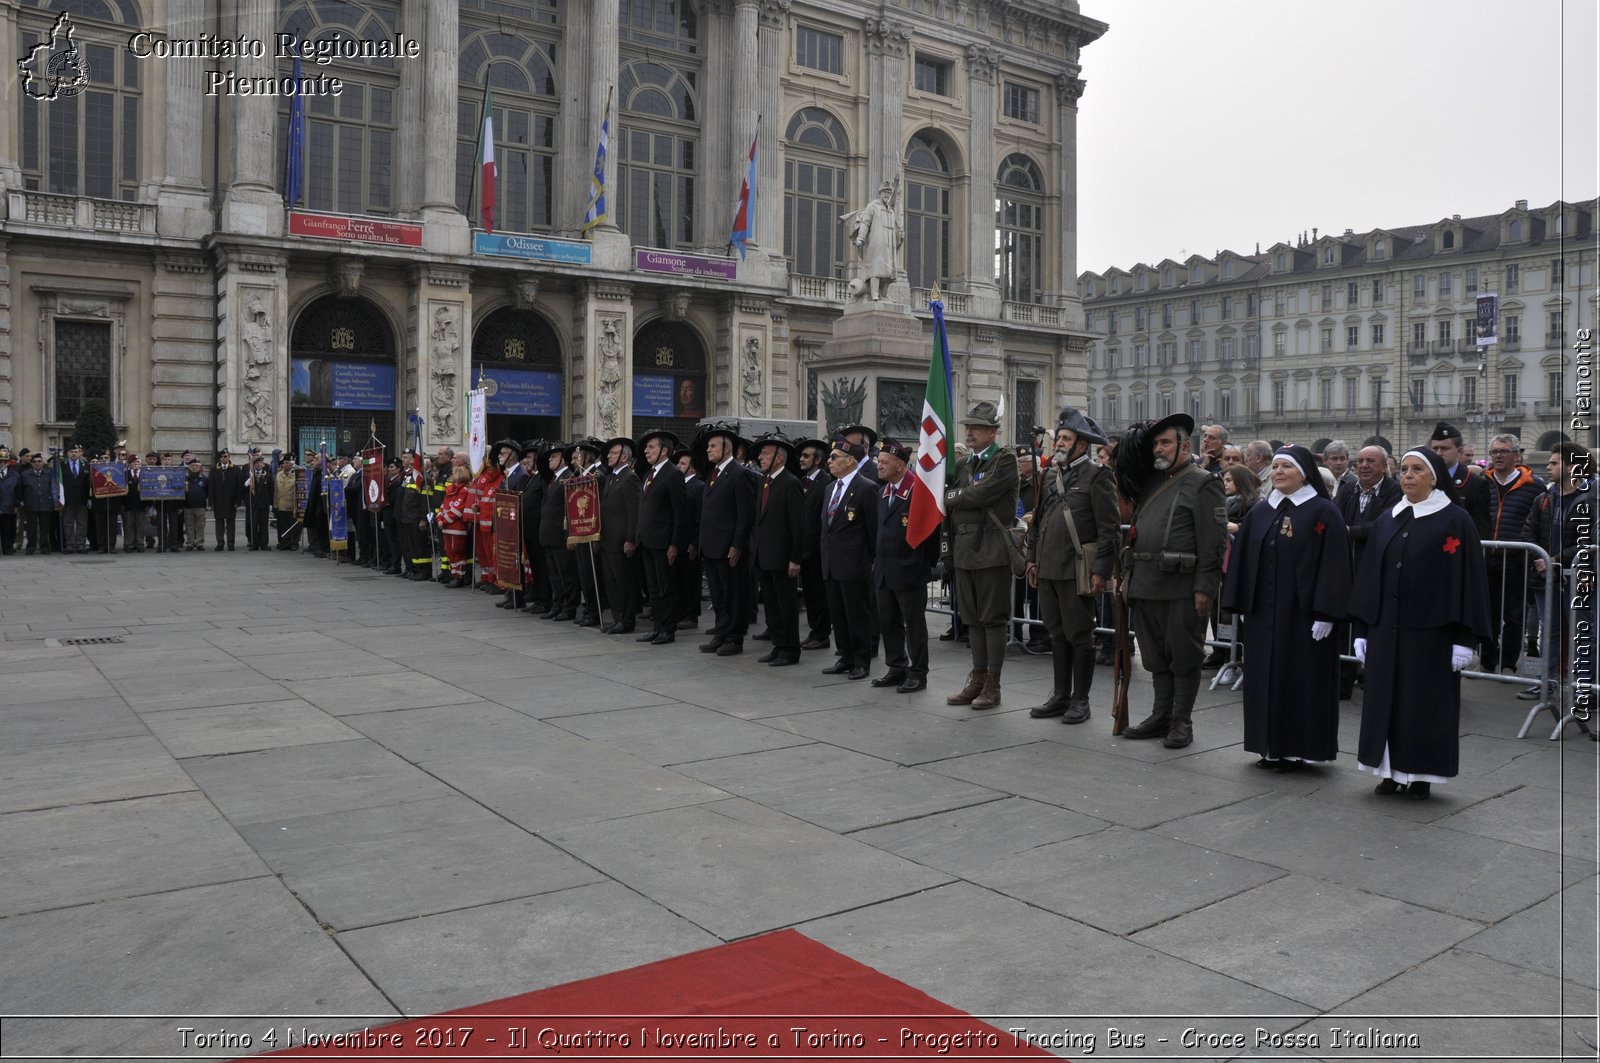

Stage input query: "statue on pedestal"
[{"left": 841, "top": 176, "right": 903, "bottom": 303}]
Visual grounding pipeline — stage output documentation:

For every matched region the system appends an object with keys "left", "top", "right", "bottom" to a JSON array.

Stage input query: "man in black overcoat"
[
  {"left": 819, "top": 438, "right": 880, "bottom": 680},
  {"left": 599, "top": 437, "right": 643, "bottom": 633},
  {"left": 697, "top": 426, "right": 759, "bottom": 655},
  {"left": 871, "top": 439, "right": 939, "bottom": 692},
  {"left": 635, "top": 430, "right": 687, "bottom": 644},
  {"left": 676, "top": 448, "right": 705, "bottom": 631},
  {"left": 750, "top": 434, "right": 806, "bottom": 666},
  {"left": 796, "top": 438, "right": 834, "bottom": 651}
]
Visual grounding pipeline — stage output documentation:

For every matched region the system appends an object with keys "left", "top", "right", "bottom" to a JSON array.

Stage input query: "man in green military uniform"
[
  {"left": 944, "top": 399, "right": 1021, "bottom": 710},
  {"left": 1119, "top": 413, "right": 1227, "bottom": 748}
]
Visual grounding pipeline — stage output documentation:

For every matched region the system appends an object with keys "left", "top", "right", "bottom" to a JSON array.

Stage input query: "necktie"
[
  {"left": 760, "top": 477, "right": 771, "bottom": 511},
  {"left": 645, "top": 468, "right": 655, "bottom": 489},
  {"left": 708, "top": 466, "right": 719, "bottom": 487},
  {"left": 828, "top": 480, "right": 844, "bottom": 520}
]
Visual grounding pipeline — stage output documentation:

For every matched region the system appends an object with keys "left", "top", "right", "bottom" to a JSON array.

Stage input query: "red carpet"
[{"left": 259, "top": 929, "right": 1055, "bottom": 1060}]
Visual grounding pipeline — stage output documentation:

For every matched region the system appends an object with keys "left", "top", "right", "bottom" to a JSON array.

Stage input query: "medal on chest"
[{"left": 1279, "top": 514, "right": 1294, "bottom": 538}]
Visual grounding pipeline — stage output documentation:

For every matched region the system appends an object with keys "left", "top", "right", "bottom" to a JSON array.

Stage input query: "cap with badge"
[
  {"left": 959, "top": 400, "right": 1001, "bottom": 428},
  {"left": 877, "top": 437, "right": 913, "bottom": 463}
]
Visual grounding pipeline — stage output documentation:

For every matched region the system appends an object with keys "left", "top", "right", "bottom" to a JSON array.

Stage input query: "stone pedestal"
[{"left": 814, "top": 302, "right": 929, "bottom": 438}]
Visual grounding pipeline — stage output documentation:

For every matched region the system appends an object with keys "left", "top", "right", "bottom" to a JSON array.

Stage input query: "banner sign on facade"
[
  {"left": 483, "top": 368, "right": 563, "bottom": 417},
  {"left": 295, "top": 468, "right": 309, "bottom": 517},
  {"left": 492, "top": 490, "right": 523, "bottom": 590},
  {"left": 1476, "top": 292, "right": 1499, "bottom": 346},
  {"left": 291, "top": 359, "right": 396, "bottom": 411},
  {"left": 631, "top": 373, "right": 704, "bottom": 418},
  {"left": 137, "top": 465, "right": 185, "bottom": 501},
  {"left": 633, "top": 249, "right": 738, "bottom": 280},
  {"left": 564, "top": 474, "right": 601, "bottom": 545},
  {"left": 361, "top": 447, "right": 387, "bottom": 511},
  {"left": 327, "top": 475, "right": 349, "bottom": 551},
  {"left": 289, "top": 211, "right": 424, "bottom": 247},
  {"left": 473, "top": 232, "right": 593, "bottom": 265},
  {"left": 91, "top": 462, "right": 129, "bottom": 499}
]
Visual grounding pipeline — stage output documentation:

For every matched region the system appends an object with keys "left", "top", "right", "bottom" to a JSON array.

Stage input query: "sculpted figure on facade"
[
  {"left": 741, "top": 335, "right": 764, "bottom": 416},
  {"left": 841, "top": 177, "right": 903, "bottom": 303},
  {"left": 240, "top": 295, "right": 274, "bottom": 438},
  {"left": 596, "top": 316, "right": 624, "bottom": 436},
  {"left": 429, "top": 306, "right": 461, "bottom": 438}
]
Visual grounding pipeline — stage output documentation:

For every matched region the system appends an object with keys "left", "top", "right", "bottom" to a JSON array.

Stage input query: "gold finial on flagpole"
[{"left": 929, "top": 283, "right": 943, "bottom": 304}]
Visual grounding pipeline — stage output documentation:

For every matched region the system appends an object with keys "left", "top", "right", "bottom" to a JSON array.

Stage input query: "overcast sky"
[{"left": 1072, "top": 0, "right": 1599, "bottom": 274}]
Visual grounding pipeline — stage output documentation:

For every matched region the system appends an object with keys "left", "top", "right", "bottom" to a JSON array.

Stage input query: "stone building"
[
  {"left": 1078, "top": 198, "right": 1596, "bottom": 455},
  {"left": 2, "top": 0, "right": 1105, "bottom": 459}
]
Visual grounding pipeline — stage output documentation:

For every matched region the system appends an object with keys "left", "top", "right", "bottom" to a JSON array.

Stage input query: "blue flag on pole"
[
  {"left": 285, "top": 52, "right": 305, "bottom": 208},
  {"left": 583, "top": 88, "right": 612, "bottom": 233}
]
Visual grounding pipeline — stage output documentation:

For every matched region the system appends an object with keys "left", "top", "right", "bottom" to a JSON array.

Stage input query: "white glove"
[
  {"left": 1311, "top": 621, "right": 1333, "bottom": 641},
  {"left": 1353, "top": 638, "right": 1367, "bottom": 663},
  {"left": 1450, "top": 645, "right": 1473, "bottom": 672}
]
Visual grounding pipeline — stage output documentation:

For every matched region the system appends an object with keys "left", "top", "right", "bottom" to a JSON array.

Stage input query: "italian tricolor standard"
[
  {"left": 907, "top": 292, "right": 953, "bottom": 547},
  {"left": 478, "top": 84, "right": 496, "bottom": 232}
]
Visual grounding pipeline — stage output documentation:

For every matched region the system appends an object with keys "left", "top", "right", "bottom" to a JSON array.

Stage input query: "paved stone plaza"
[{"left": 0, "top": 550, "right": 1594, "bottom": 1062}]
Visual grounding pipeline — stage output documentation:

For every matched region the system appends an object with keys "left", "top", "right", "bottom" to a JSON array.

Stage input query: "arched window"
[
  {"left": 456, "top": 26, "right": 560, "bottom": 232},
  {"left": 18, "top": 0, "right": 143, "bottom": 200},
  {"left": 290, "top": 295, "right": 398, "bottom": 453},
  {"left": 473, "top": 307, "right": 564, "bottom": 442},
  {"left": 619, "top": 1, "right": 699, "bottom": 249},
  {"left": 279, "top": 0, "right": 401, "bottom": 215},
  {"left": 783, "top": 108, "right": 848, "bottom": 279},
  {"left": 905, "top": 131, "right": 951, "bottom": 290},
  {"left": 995, "top": 153, "right": 1044, "bottom": 303}
]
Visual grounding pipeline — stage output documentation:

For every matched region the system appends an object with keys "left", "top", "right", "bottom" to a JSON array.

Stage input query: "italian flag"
[
  {"left": 478, "top": 84, "right": 496, "bottom": 233},
  {"left": 907, "top": 292, "right": 953, "bottom": 547}
]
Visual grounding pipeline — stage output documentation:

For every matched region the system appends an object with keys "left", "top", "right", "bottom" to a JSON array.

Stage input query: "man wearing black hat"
[
  {"left": 518, "top": 442, "right": 551, "bottom": 613},
  {"left": 835, "top": 424, "right": 880, "bottom": 484},
  {"left": 1024, "top": 408, "right": 1120, "bottom": 722},
  {"left": 208, "top": 452, "right": 246, "bottom": 551},
  {"left": 568, "top": 438, "right": 608, "bottom": 626},
  {"left": 751, "top": 434, "right": 806, "bottom": 665},
  {"left": 675, "top": 448, "right": 705, "bottom": 630},
  {"left": 538, "top": 443, "right": 580, "bottom": 620},
  {"left": 819, "top": 436, "right": 880, "bottom": 679},
  {"left": 796, "top": 438, "right": 834, "bottom": 650},
  {"left": 944, "top": 399, "right": 1020, "bottom": 709},
  {"left": 1120, "top": 413, "right": 1227, "bottom": 748},
  {"left": 871, "top": 438, "right": 940, "bottom": 691},
  {"left": 698, "top": 425, "right": 759, "bottom": 655},
  {"left": 1428, "top": 421, "right": 1492, "bottom": 539},
  {"left": 495, "top": 442, "right": 540, "bottom": 610},
  {"left": 635, "top": 430, "right": 688, "bottom": 643},
  {"left": 599, "top": 436, "right": 643, "bottom": 633}
]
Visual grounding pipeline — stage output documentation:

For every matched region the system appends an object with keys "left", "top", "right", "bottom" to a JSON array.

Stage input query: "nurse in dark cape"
[
  {"left": 1221, "top": 445, "right": 1352, "bottom": 771},
  {"left": 1349, "top": 447, "right": 1492, "bottom": 800}
]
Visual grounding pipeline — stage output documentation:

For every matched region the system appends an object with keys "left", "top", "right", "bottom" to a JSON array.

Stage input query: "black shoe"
[
  {"left": 551, "top": 610, "right": 576, "bottom": 622},
  {"left": 601, "top": 622, "right": 621, "bottom": 633},
  {"left": 1254, "top": 758, "right": 1279, "bottom": 770},
  {"left": 757, "top": 650, "right": 780, "bottom": 664},
  {"left": 1202, "top": 650, "right": 1228, "bottom": 669},
  {"left": 896, "top": 676, "right": 927, "bottom": 693},
  {"left": 650, "top": 631, "right": 676, "bottom": 645},
  {"left": 1272, "top": 759, "right": 1303, "bottom": 773},
  {"left": 937, "top": 628, "right": 955, "bottom": 642},
  {"left": 715, "top": 640, "right": 743, "bottom": 656},
  {"left": 578, "top": 617, "right": 600, "bottom": 628},
  {"left": 1162, "top": 720, "right": 1194, "bottom": 749},
  {"left": 1407, "top": 781, "right": 1432, "bottom": 800},
  {"left": 768, "top": 655, "right": 799, "bottom": 667},
  {"left": 496, "top": 598, "right": 517, "bottom": 609},
  {"left": 1374, "top": 778, "right": 1404, "bottom": 795},
  {"left": 677, "top": 618, "right": 697, "bottom": 630},
  {"left": 871, "top": 670, "right": 908, "bottom": 688},
  {"left": 752, "top": 629, "right": 772, "bottom": 642},
  {"left": 1060, "top": 697, "right": 1091, "bottom": 725},
  {"left": 699, "top": 639, "right": 725, "bottom": 654},
  {"left": 1028, "top": 695, "right": 1068, "bottom": 719},
  {"left": 1122, "top": 714, "right": 1170, "bottom": 740},
  {"left": 820, "top": 660, "right": 851, "bottom": 675},
  {"left": 800, "top": 637, "right": 830, "bottom": 651},
  {"left": 847, "top": 666, "right": 869, "bottom": 680},
  {"left": 638, "top": 631, "right": 663, "bottom": 643},
  {"left": 612, "top": 625, "right": 635, "bottom": 635}
]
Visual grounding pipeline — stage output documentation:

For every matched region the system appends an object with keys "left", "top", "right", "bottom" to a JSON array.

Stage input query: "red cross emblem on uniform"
[
  {"left": 1442, "top": 536, "right": 1461, "bottom": 555},
  {"left": 1313, "top": 521, "right": 1326, "bottom": 534}
]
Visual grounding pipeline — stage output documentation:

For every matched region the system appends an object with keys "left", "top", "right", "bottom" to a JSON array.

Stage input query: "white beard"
[{"left": 1153, "top": 456, "right": 1173, "bottom": 471}]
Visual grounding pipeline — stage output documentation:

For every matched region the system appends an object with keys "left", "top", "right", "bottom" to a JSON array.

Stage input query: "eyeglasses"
[{"left": 1488, "top": 449, "right": 1516, "bottom": 457}]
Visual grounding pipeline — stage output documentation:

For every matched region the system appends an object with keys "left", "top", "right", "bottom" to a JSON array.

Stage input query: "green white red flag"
[{"left": 907, "top": 292, "right": 953, "bottom": 547}]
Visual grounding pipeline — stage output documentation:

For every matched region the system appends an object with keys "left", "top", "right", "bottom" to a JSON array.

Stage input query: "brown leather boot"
[
  {"left": 971, "top": 671, "right": 1002, "bottom": 710},
  {"left": 946, "top": 670, "right": 987, "bottom": 705}
]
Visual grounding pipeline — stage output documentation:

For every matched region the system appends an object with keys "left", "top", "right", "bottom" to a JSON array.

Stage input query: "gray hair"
[
  {"left": 1206, "top": 424, "right": 1230, "bottom": 442},
  {"left": 1244, "top": 440, "right": 1273, "bottom": 463},
  {"left": 1490, "top": 433, "right": 1521, "bottom": 452},
  {"left": 1323, "top": 439, "right": 1350, "bottom": 459}
]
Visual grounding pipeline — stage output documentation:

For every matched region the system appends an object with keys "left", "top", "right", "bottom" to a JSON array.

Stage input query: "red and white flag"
[{"left": 478, "top": 83, "right": 497, "bottom": 232}]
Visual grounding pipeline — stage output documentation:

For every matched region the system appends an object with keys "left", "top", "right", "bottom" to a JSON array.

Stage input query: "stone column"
[
  {"left": 862, "top": 17, "right": 909, "bottom": 200},
  {"left": 574, "top": 281, "right": 633, "bottom": 438},
  {"left": 756, "top": 1, "right": 789, "bottom": 286},
  {"left": 965, "top": 44, "right": 1000, "bottom": 315},
  {"left": 584, "top": 2, "right": 630, "bottom": 269},
  {"left": 698, "top": 2, "right": 730, "bottom": 253},
  {"left": 728, "top": 1, "right": 759, "bottom": 256},
  {"left": 556, "top": 8, "right": 591, "bottom": 236},
  {"left": 410, "top": 264, "right": 471, "bottom": 449},
  {"left": 215, "top": 248, "right": 287, "bottom": 454},
  {"left": 0, "top": 238, "right": 12, "bottom": 440},
  {"left": 728, "top": 296, "right": 772, "bottom": 418},
  {"left": 154, "top": 0, "right": 211, "bottom": 239},
  {"left": 395, "top": 0, "right": 425, "bottom": 213},
  {"left": 418, "top": 0, "right": 468, "bottom": 254},
  {"left": 0, "top": 5, "right": 19, "bottom": 188},
  {"left": 219, "top": 0, "right": 283, "bottom": 236},
  {"left": 1056, "top": 70, "right": 1086, "bottom": 316}
]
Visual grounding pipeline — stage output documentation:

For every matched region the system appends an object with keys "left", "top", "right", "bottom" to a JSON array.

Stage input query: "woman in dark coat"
[
  {"left": 1350, "top": 447, "right": 1492, "bottom": 799},
  {"left": 1221, "top": 446, "right": 1352, "bottom": 771}
]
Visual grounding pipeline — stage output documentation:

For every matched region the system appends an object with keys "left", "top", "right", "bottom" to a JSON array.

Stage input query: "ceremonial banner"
[
  {"left": 294, "top": 468, "right": 309, "bottom": 517},
  {"left": 1476, "top": 291, "right": 1499, "bottom": 346},
  {"left": 468, "top": 387, "right": 487, "bottom": 474},
  {"left": 564, "top": 474, "right": 601, "bottom": 545},
  {"left": 908, "top": 292, "right": 954, "bottom": 548},
  {"left": 137, "top": 466, "right": 185, "bottom": 501},
  {"left": 361, "top": 446, "right": 387, "bottom": 510},
  {"left": 492, "top": 489, "right": 522, "bottom": 590},
  {"left": 327, "top": 475, "right": 349, "bottom": 552},
  {"left": 90, "top": 462, "right": 129, "bottom": 499}
]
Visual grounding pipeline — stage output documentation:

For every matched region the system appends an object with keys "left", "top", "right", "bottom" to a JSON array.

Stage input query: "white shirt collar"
[
  {"left": 651, "top": 458, "right": 668, "bottom": 474},
  {"left": 1391, "top": 488, "right": 1450, "bottom": 519},
  {"left": 1267, "top": 483, "right": 1317, "bottom": 508},
  {"left": 833, "top": 467, "right": 858, "bottom": 494},
  {"left": 715, "top": 455, "right": 734, "bottom": 474}
]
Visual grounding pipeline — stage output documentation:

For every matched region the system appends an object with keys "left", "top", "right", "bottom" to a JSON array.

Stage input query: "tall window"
[
  {"left": 53, "top": 320, "right": 111, "bottom": 422},
  {"left": 1272, "top": 380, "right": 1285, "bottom": 413},
  {"left": 1218, "top": 388, "right": 1232, "bottom": 419},
  {"left": 1439, "top": 271, "right": 1452, "bottom": 296},
  {"left": 279, "top": 0, "right": 402, "bottom": 215},
  {"left": 1462, "top": 375, "right": 1477, "bottom": 407},
  {"left": 1438, "top": 320, "right": 1453, "bottom": 345},
  {"left": 1505, "top": 315, "right": 1520, "bottom": 343},
  {"left": 1549, "top": 371, "right": 1564, "bottom": 404},
  {"left": 19, "top": 0, "right": 142, "bottom": 200},
  {"left": 1506, "top": 264, "right": 1519, "bottom": 292},
  {"left": 1504, "top": 374, "right": 1519, "bottom": 404},
  {"left": 1347, "top": 325, "right": 1359, "bottom": 349},
  {"left": 1371, "top": 322, "right": 1385, "bottom": 346},
  {"left": 1412, "top": 322, "right": 1426, "bottom": 349},
  {"left": 913, "top": 54, "right": 950, "bottom": 95},
  {"left": 1273, "top": 332, "right": 1286, "bottom": 357},
  {"left": 456, "top": 31, "right": 559, "bottom": 232},
  {"left": 1552, "top": 258, "right": 1566, "bottom": 285},
  {"left": 794, "top": 25, "right": 842, "bottom": 74},
  {"left": 1345, "top": 376, "right": 1358, "bottom": 414},
  {"left": 619, "top": 1, "right": 699, "bottom": 249},
  {"left": 995, "top": 154, "right": 1044, "bottom": 302},
  {"left": 905, "top": 132, "right": 952, "bottom": 290},
  {"left": 1319, "top": 379, "right": 1332, "bottom": 413},
  {"left": 784, "top": 108, "right": 848, "bottom": 279},
  {"left": 1002, "top": 82, "right": 1040, "bottom": 123},
  {"left": 1222, "top": 295, "right": 1233, "bottom": 320}
]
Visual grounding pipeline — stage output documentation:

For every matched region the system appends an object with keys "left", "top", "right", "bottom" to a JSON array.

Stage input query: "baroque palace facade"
[
  {"left": 1, "top": 0, "right": 1105, "bottom": 459},
  {"left": 1078, "top": 198, "right": 1597, "bottom": 455}
]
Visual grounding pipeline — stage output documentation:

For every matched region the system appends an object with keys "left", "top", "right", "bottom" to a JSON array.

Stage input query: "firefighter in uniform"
[
  {"left": 944, "top": 400, "right": 1020, "bottom": 710},
  {"left": 438, "top": 465, "right": 472, "bottom": 587},
  {"left": 1118, "top": 413, "right": 1227, "bottom": 749},
  {"left": 395, "top": 452, "right": 431, "bottom": 580},
  {"left": 470, "top": 440, "right": 515, "bottom": 591}
]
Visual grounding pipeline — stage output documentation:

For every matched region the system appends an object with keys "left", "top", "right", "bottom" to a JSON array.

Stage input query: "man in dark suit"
[
  {"left": 697, "top": 425, "right": 759, "bottom": 656},
  {"left": 750, "top": 434, "right": 806, "bottom": 666},
  {"left": 819, "top": 437, "right": 880, "bottom": 680},
  {"left": 599, "top": 437, "right": 643, "bottom": 634},
  {"left": 568, "top": 438, "right": 608, "bottom": 627},
  {"left": 59, "top": 443, "right": 92, "bottom": 553},
  {"left": 208, "top": 451, "right": 246, "bottom": 550},
  {"left": 635, "top": 430, "right": 687, "bottom": 644},
  {"left": 518, "top": 441, "right": 550, "bottom": 613},
  {"left": 1334, "top": 442, "right": 1402, "bottom": 698},
  {"left": 538, "top": 444, "right": 580, "bottom": 621},
  {"left": 675, "top": 448, "right": 705, "bottom": 631},
  {"left": 796, "top": 438, "right": 834, "bottom": 651},
  {"left": 872, "top": 438, "right": 940, "bottom": 692}
]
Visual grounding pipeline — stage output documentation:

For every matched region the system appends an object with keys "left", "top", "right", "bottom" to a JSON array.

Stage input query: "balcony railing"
[
  {"left": 8, "top": 190, "right": 156, "bottom": 234},
  {"left": 789, "top": 275, "right": 849, "bottom": 302},
  {"left": 910, "top": 287, "right": 970, "bottom": 315},
  {"left": 1002, "top": 300, "right": 1062, "bottom": 327}
]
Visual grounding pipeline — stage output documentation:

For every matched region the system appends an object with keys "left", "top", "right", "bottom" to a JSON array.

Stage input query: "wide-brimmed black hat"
[
  {"left": 570, "top": 436, "right": 607, "bottom": 459},
  {"left": 1055, "top": 406, "right": 1108, "bottom": 446},
  {"left": 697, "top": 422, "right": 750, "bottom": 453},
  {"left": 604, "top": 435, "right": 636, "bottom": 456},
  {"left": 751, "top": 432, "right": 799, "bottom": 469},
  {"left": 637, "top": 428, "right": 681, "bottom": 454},
  {"left": 1270, "top": 444, "right": 1329, "bottom": 499},
  {"left": 539, "top": 440, "right": 567, "bottom": 460},
  {"left": 834, "top": 423, "right": 878, "bottom": 447},
  {"left": 795, "top": 437, "right": 831, "bottom": 461},
  {"left": 1146, "top": 413, "right": 1195, "bottom": 441},
  {"left": 519, "top": 439, "right": 544, "bottom": 457},
  {"left": 489, "top": 438, "right": 521, "bottom": 462}
]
